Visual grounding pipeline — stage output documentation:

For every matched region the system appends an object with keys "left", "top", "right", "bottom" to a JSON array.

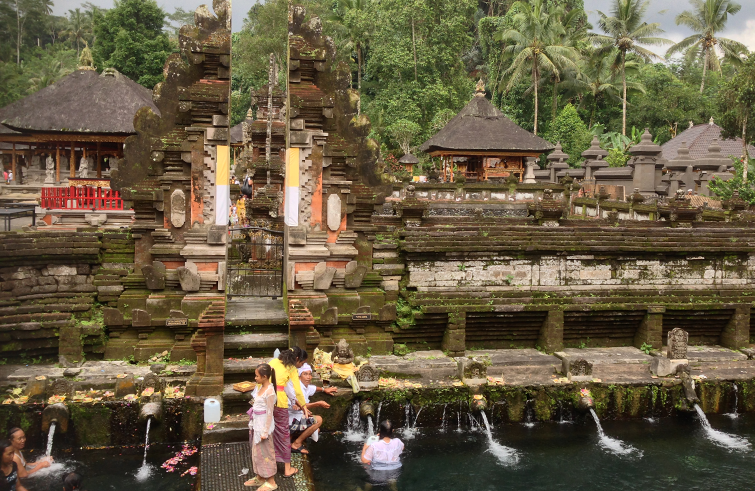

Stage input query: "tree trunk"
[
  {"left": 622, "top": 51, "right": 627, "bottom": 137},
  {"left": 743, "top": 113, "right": 749, "bottom": 181},
  {"left": 533, "top": 64, "right": 539, "bottom": 136},
  {"left": 16, "top": 0, "right": 21, "bottom": 65},
  {"left": 411, "top": 16, "right": 418, "bottom": 83},
  {"left": 552, "top": 80, "right": 558, "bottom": 122},
  {"left": 700, "top": 48, "right": 708, "bottom": 94},
  {"left": 357, "top": 42, "right": 362, "bottom": 115}
]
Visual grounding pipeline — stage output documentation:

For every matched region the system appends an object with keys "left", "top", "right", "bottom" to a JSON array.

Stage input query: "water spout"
[
  {"left": 136, "top": 416, "right": 153, "bottom": 482},
  {"left": 45, "top": 422, "right": 56, "bottom": 457},
  {"left": 725, "top": 383, "right": 739, "bottom": 419},
  {"left": 694, "top": 404, "right": 750, "bottom": 450},
  {"left": 366, "top": 415, "right": 374, "bottom": 436},
  {"left": 589, "top": 409, "right": 642, "bottom": 457},
  {"left": 480, "top": 410, "right": 519, "bottom": 466},
  {"left": 440, "top": 404, "right": 448, "bottom": 432},
  {"left": 344, "top": 401, "right": 365, "bottom": 442},
  {"left": 375, "top": 401, "right": 383, "bottom": 425}
]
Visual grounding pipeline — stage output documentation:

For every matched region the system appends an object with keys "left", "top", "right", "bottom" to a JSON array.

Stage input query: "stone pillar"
[
  {"left": 189, "top": 301, "right": 225, "bottom": 397},
  {"left": 721, "top": 304, "right": 750, "bottom": 349},
  {"left": 185, "top": 330, "right": 207, "bottom": 396},
  {"left": 11, "top": 143, "right": 16, "bottom": 184},
  {"left": 442, "top": 311, "right": 466, "bottom": 357},
  {"left": 635, "top": 305, "right": 664, "bottom": 350},
  {"left": 70, "top": 143, "right": 75, "bottom": 179},
  {"left": 56, "top": 145, "right": 61, "bottom": 184},
  {"left": 537, "top": 308, "right": 563, "bottom": 352},
  {"left": 58, "top": 323, "right": 83, "bottom": 366}
]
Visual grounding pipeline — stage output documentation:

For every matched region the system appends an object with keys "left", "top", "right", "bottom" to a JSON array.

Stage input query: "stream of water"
[
  {"left": 589, "top": 408, "right": 642, "bottom": 457},
  {"left": 694, "top": 404, "right": 750, "bottom": 450},
  {"left": 45, "top": 422, "right": 56, "bottom": 457},
  {"left": 135, "top": 417, "right": 152, "bottom": 482}
]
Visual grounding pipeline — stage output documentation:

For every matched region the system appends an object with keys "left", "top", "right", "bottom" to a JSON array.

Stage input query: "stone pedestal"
[
  {"left": 721, "top": 304, "right": 750, "bottom": 349},
  {"left": 538, "top": 308, "right": 563, "bottom": 352},
  {"left": 635, "top": 305, "right": 664, "bottom": 350},
  {"left": 185, "top": 301, "right": 225, "bottom": 397},
  {"left": 442, "top": 312, "right": 466, "bottom": 356}
]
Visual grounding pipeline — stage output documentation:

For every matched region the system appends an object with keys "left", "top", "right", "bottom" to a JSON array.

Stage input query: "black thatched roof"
[
  {"left": 399, "top": 153, "right": 419, "bottom": 164},
  {"left": 0, "top": 69, "right": 159, "bottom": 134},
  {"left": 230, "top": 118, "right": 252, "bottom": 144},
  {"left": 419, "top": 94, "right": 554, "bottom": 154}
]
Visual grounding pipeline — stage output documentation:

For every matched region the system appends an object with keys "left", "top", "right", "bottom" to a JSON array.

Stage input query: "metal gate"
[{"left": 226, "top": 227, "right": 284, "bottom": 298}]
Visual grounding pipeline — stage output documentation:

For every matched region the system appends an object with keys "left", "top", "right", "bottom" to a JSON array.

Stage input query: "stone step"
[
  {"left": 222, "top": 383, "right": 254, "bottom": 416},
  {"left": 223, "top": 357, "right": 266, "bottom": 384},
  {"left": 224, "top": 333, "right": 288, "bottom": 359},
  {"left": 202, "top": 414, "right": 249, "bottom": 445}
]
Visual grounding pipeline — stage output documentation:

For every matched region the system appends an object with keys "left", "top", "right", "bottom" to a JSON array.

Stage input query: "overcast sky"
[{"left": 51, "top": 0, "right": 755, "bottom": 49}]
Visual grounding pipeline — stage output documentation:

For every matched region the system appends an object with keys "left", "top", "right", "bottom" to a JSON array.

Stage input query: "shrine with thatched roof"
[
  {"left": 419, "top": 80, "right": 554, "bottom": 182},
  {"left": 0, "top": 48, "right": 159, "bottom": 185}
]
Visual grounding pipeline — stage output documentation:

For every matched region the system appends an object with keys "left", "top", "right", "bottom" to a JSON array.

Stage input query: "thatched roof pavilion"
[
  {"left": 419, "top": 81, "right": 553, "bottom": 182},
  {"left": 0, "top": 60, "right": 159, "bottom": 185}
]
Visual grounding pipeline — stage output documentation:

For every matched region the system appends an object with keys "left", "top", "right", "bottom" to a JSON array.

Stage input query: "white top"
[
  {"left": 249, "top": 385, "right": 276, "bottom": 445},
  {"left": 284, "top": 381, "right": 316, "bottom": 425},
  {"left": 364, "top": 438, "right": 404, "bottom": 470}
]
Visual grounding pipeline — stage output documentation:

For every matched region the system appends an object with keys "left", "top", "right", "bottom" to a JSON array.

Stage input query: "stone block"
[
  {"left": 320, "top": 307, "right": 338, "bottom": 325},
  {"left": 46, "top": 265, "right": 78, "bottom": 276},
  {"left": 344, "top": 265, "right": 367, "bottom": 289},
  {"left": 313, "top": 262, "right": 336, "bottom": 290},
  {"left": 207, "top": 225, "right": 226, "bottom": 245},
  {"left": 103, "top": 308, "right": 125, "bottom": 326},
  {"left": 142, "top": 260, "right": 166, "bottom": 290},
  {"left": 327, "top": 193, "right": 342, "bottom": 231},
  {"left": 77, "top": 265, "right": 91, "bottom": 275},
  {"left": 177, "top": 266, "right": 201, "bottom": 292},
  {"left": 84, "top": 213, "right": 107, "bottom": 226},
  {"left": 132, "top": 309, "right": 152, "bottom": 327},
  {"left": 379, "top": 304, "right": 397, "bottom": 322},
  {"left": 289, "top": 226, "right": 307, "bottom": 245}
]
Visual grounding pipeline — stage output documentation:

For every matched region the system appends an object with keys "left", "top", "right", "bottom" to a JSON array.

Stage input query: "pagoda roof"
[
  {"left": 661, "top": 122, "right": 755, "bottom": 161},
  {"left": 0, "top": 68, "right": 159, "bottom": 135},
  {"left": 419, "top": 94, "right": 554, "bottom": 154}
]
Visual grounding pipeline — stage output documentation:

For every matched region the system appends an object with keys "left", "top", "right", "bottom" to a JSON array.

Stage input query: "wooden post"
[
  {"left": 96, "top": 142, "right": 101, "bottom": 178},
  {"left": 70, "top": 142, "right": 75, "bottom": 178},
  {"left": 56, "top": 144, "right": 60, "bottom": 183},
  {"left": 11, "top": 143, "right": 16, "bottom": 184}
]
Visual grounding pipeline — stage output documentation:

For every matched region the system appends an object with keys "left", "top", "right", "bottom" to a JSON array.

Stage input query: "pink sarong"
[{"left": 273, "top": 406, "right": 291, "bottom": 463}]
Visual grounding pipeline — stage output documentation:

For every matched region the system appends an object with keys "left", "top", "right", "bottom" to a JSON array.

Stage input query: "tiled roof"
[{"left": 662, "top": 123, "right": 754, "bottom": 161}]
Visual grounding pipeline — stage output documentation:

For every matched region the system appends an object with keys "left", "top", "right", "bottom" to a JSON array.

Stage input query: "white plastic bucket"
[{"left": 204, "top": 398, "right": 221, "bottom": 423}]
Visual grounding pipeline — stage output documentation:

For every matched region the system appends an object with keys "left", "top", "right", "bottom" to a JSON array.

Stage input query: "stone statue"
[
  {"left": 44, "top": 155, "right": 55, "bottom": 184},
  {"left": 332, "top": 338, "right": 354, "bottom": 365},
  {"left": 79, "top": 156, "right": 90, "bottom": 178},
  {"left": 667, "top": 328, "right": 688, "bottom": 360}
]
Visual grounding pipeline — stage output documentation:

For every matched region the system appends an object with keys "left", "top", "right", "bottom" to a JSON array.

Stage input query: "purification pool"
[
  {"left": 20, "top": 443, "right": 198, "bottom": 491},
  {"left": 308, "top": 411, "right": 755, "bottom": 490}
]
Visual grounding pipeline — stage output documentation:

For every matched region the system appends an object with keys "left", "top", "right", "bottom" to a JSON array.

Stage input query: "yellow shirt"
[{"left": 269, "top": 358, "right": 306, "bottom": 409}]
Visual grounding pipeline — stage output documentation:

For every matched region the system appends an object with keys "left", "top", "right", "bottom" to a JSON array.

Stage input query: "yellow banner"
[
  {"left": 216, "top": 145, "right": 229, "bottom": 184},
  {"left": 286, "top": 148, "right": 300, "bottom": 188}
]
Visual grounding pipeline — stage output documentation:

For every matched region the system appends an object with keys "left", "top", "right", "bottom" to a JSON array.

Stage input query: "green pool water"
[
  {"left": 308, "top": 411, "right": 755, "bottom": 490},
  {"left": 21, "top": 443, "right": 198, "bottom": 491}
]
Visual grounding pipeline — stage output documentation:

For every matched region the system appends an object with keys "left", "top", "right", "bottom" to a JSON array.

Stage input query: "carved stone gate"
[{"left": 226, "top": 227, "right": 284, "bottom": 298}]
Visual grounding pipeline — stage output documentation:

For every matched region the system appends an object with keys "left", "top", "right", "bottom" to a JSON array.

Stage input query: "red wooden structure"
[{"left": 40, "top": 186, "right": 124, "bottom": 210}]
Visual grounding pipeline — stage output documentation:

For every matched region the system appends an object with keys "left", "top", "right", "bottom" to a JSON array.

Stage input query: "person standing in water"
[
  {"left": 7, "top": 428, "right": 51, "bottom": 478},
  {"left": 0, "top": 439, "right": 28, "bottom": 491},
  {"left": 268, "top": 347, "right": 310, "bottom": 478},
  {"left": 244, "top": 364, "right": 278, "bottom": 490},
  {"left": 62, "top": 472, "right": 83, "bottom": 491},
  {"left": 361, "top": 420, "right": 404, "bottom": 489}
]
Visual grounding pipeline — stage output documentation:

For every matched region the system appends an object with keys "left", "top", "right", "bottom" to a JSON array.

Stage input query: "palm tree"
[
  {"left": 65, "top": 8, "right": 91, "bottom": 57},
  {"left": 328, "top": 0, "right": 371, "bottom": 115},
  {"left": 496, "top": 0, "right": 580, "bottom": 135},
  {"left": 590, "top": 0, "right": 672, "bottom": 136},
  {"left": 577, "top": 49, "right": 645, "bottom": 128},
  {"left": 28, "top": 58, "right": 72, "bottom": 93},
  {"left": 666, "top": 0, "right": 747, "bottom": 93}
]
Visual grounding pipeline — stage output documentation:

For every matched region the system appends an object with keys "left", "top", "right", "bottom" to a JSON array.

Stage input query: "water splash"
[
  {"left": 366, "top": 415, "right": 374, "bottom": 436},
  {"left": 344, "top": 401, "right": 365, "bottom": 442},
  {"left": 135, "top": 417, "right": 153, "bottom": 481},
  {"left": 456, "top": 401, "right": 462, "bottom": 433},
  {"left": 694, "top": 404, "right": 750, "bottom": 450},
  {"left": 402, "top": 404, "right": 421, "bottom": 440},
  {"left": 589, "top": 409, "right": 642, "bottom": 457},
  {"left": 45, "top": 422, "right": 56, "bottom": 457},
  {"left": 440, "top": 404, "right": 448, "bottom": 432},
  {"left": 523, "top": 399, "right": 535, "bottom": 428},
  {"left": 375, "top": 401, "right": 383, "bottom": 426},
  {"left": 557, "top": 401, "right": 572, "bottom": 424},
  {"left": 480, "top": 411, "right": 520, "bottom": 466},
  {"left": 725, "top": 384, "right": 739, "bottom": 419}
]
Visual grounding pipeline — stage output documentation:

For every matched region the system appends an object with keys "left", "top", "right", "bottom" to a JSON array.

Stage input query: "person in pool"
[
  {"left": 361, "top": 420, "right": 403, "bottom": 489},
  {"left": 7, "top": 428, "right": 51, "bottom": 478},
  {"left": 1, "top": 439, "right": 28, "bottom": 491},
  {"left": 62, "top": 472, "right": 83, "bottom": 491}
]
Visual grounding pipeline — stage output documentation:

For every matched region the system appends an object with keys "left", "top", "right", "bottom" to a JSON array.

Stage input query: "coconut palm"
[
  {"left": 666, "top": 0, "right": 747, "bottom": 93},
  {"left": 65, "top": 8, "right": 91, "bottom": 57},
  {"left": 328, "top": 0, "right": 371, "bottom": 115},
  {"left": 495, "top": 0, "right": 581, "bottom": 135},
  {"left": 590, "top": 0, "right": 672, "bottom": 136},
  {"left": 28, "top": 58, "right": 72, "bottom": 93}
]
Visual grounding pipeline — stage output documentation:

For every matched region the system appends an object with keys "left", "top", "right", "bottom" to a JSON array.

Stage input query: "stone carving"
[
  {"left": 45, "top": 155, "right": 55, "bottom": 184},
  {"left": 667, "top": 328, "right": 688, "bottom": 359},
  {"left": 78, "top": 156, "right": 90, "bottom": 178},
  {"left": 313, "top": 261, "right": 336, "bottom": 290},
  {"left": 132, "top": 309, "right": 152, "bottom": 327},
  {"left": 332, "top": 339, "right": 354, "bottom": 365},
  {"left": 141, "top": 372, "right": 161, "bottom": 392},
  {"left": 327, "top": 193, "right": 342, "bottom": 231},
  {"left": 570, "top": 359, "right": 593, "bottom": 376},
  {"left": 356, "top": 364, "right": 378, "bottom": 382},
  {"left": 463, "top": 360, "right": 487, "bottom": 380},
  {"left": 51, "top": 378, "right": 73, "bottom": 396},
  {"left": 177, "top": 266, "right": 201, "bottom": 292},
  {"left": 142, "top": 260, "right": 166, "bottom": 290},
  {"left": 170, "top": 189, "right": 186, "bottom": 228}
]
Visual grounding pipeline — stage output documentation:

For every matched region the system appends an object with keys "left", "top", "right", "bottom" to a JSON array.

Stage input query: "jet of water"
[
  {"left": 480, "top": 411, "right": 520, "bottom": 466},
  {"left": 375, "top": 401, "right": 383, "bottom": 425},
  {"left": 45, "top": 422, "right": 56, "bottom": 457},
  {"left": 344, "top": 401, "right": 365, "bottom": 442},
  {"left": 440, "top": 404, "right": 448, "bottom": 432},
  {"left": 367, "top": 415, "right": 374, "bottom": 436},
  {"left": 694, "top": 404, "right": 750, "bottom": 450},
  {"left": 725, "top": 384, "right": 739, "bottom": 419},
  {"left": 589, "top": 409, "right": 642, "bottom": 457},
  {"left": 136, "top": 417, "right": 153, "bottom": 482}
]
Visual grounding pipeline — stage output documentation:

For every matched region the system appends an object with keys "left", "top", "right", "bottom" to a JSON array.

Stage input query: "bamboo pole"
[
  {"left": 96, "top": 142, "right": 101, "bottom": 178},
  {"left": 56, "top": 144, "right": 60, "bottom": 183}
]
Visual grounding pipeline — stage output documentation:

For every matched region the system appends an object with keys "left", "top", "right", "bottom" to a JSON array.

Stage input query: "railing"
[
  {"left": 41, "top": 187, "right": 123, "bottom": 210},
  {"left": 226, "top": 227, "right": 284, "bottom": 298}
]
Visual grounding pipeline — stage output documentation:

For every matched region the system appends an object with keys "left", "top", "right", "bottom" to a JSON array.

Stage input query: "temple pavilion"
[
  {"left": 419, "top": 81, "right": 554, "bottom": 182},
  {"left": 0, "top": 51, "right": 158, "bottom": 186}
]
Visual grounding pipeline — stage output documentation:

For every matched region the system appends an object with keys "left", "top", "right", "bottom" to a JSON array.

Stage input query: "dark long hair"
[
  {"left": 0, "top": 439, "right": 12, "bottom": 461},
  {"left": 257, "top": 363, "right": 277, "bottom": 393},
  {"left": 63, "top": 472, "right": 83, "bottom": 491},
  {"left": 278, "top": 346, "right": 308, "bottom": 367},
  {"left": 378, "top": 420, "right": 394, "bottom": 439}
]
